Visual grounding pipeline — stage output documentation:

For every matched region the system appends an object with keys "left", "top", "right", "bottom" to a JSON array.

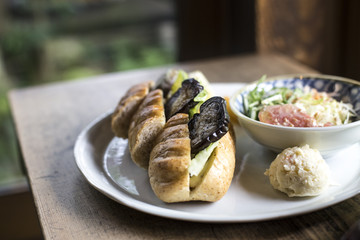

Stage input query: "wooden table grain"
[{"left": 9, "top": 54, "right": 360, "bottom": 239}]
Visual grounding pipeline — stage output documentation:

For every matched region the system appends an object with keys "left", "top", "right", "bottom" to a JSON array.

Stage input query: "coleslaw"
[{"left": 243, "top": 76, "right": 357, "bottom": 127}]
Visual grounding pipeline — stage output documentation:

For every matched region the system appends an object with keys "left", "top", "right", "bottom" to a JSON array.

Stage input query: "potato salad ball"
[{"left": 264, "top": 145, "right": 330, "bottom": 197}]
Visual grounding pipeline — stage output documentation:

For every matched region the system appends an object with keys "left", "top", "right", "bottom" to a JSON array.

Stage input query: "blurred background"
[{"left": 0, "top": 0, "right": 359, "bottom": 239}]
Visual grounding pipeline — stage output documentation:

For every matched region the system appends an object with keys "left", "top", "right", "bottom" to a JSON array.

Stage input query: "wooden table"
[{"left": 9, "top": 54, "right": 360, "bottom": 239}]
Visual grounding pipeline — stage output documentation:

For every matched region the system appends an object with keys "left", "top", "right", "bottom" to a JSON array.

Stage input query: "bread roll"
[
  {"left": 111, "top": 81, "right": 154, "bottom": 138},
  {"left": 128, "top": 89, "right": 166, "bottom": 169}
]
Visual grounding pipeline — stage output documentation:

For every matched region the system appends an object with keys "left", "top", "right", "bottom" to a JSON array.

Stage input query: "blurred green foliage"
[
  {"left": 1, "top": 24, "right": 48, "bottom": 55},
  {"left": 0, "top": 23, "right": 50, "bottom": 86},
  {"left": 113, "top": 39, "right": 174, "bottom": 71},
  {"left": 0, "top": 0, "right": 175, "bottom": 184},
  {"left": 0, "top": 73, "right": 21, "bottom": 184},
  {"left": 0, "top": 102, "right": 21, "bottom": 184}
]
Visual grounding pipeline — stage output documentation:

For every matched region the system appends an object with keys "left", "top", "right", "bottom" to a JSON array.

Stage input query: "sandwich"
[{"left": 111, "top": 70, "right": 236, "bottom": 202}]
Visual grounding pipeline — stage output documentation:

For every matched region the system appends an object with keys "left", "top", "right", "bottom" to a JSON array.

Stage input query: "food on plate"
[
  {"left": 243, "top": 76, "right": 356, "bottom": 127},
  {"left": 264, "top": 145, "right": 330, "bottom": 197},
  {"left": 111, "top": 69, "right": 236, "bottom": 202},
  {"left": 127, "top": 89, "right": 166, "bottom": 168},
  {"left": 164, "top": 78, "right": 204, "bottom": 120},
  {"left": 111, "top": 81, "right": 154, "bottom": 138},
  {"left": 259, "top": 104, "right": 317, "bottom": 127},
  {"left": 149, "top": 97, "right": 235, "bottom": 202},
  {"left": 111, "top": 81, "right": 165, "bottom": 168},
  {"left": 188, "top": 96, "right": 230, "bottom": 154}
]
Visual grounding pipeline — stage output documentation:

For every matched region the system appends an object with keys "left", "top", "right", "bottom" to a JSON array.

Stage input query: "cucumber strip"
[{"left": 262, "top": 94, "right": 283, "bottom": 105}]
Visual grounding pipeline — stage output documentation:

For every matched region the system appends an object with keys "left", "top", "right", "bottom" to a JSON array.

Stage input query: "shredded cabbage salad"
[{"left": 243, "top": 76, "right": 357, "bottom": 127}]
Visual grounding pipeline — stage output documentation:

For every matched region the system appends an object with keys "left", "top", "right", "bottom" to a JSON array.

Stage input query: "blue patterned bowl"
[{"left": 230, "top": 74, "right": 360, "bottom": 156}]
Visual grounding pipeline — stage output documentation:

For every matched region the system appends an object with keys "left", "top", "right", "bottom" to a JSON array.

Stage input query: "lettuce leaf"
[
  {"left": 188, "top": 142, "right": 219, "bottom": 177},
  {"left": 170, "top": 70, "right": 188, "bottom": 95},
  {"left": 189, "top": 89, "right": 210, "bottom": 118}
]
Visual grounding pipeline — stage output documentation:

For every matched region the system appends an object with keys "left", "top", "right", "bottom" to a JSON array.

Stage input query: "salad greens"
[
  {"left": 243, "top": 75, "right": 303, "bottom": 120},
  {"left": 243, "top": 75, "right": 357, "bottom": 126}
]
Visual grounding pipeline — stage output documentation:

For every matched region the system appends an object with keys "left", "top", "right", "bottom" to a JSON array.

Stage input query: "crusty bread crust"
[
  {"left": 189, "top": 128, "right": 235, "bottom": 201},
  {"left": 149, "top": 113, "right": 236, "bottom": 203},
  {"left": 149, "top": 114, "right": 191, "bottom": 202},
  {"left": 111, "top": 81, "right": 154, "bottom": 138},
  {"left": 128, "top": 89, "right": 165, "bottom": 169}
]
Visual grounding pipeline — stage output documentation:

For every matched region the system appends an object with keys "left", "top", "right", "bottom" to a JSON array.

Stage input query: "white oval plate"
[{"left": 74, "top": 83, "right": 360, "bottom": 223}]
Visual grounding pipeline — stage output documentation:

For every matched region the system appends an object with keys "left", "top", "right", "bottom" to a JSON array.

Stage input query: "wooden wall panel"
[
  {"left": 342, "top": 0, "right": 360, "bottom": 80},
  {"left": 256, "top": 0, "right": 360, "bottom": 80}
]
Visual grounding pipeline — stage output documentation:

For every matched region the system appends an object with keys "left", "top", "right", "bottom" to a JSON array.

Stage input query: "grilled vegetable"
[
  {"left": 188, "top": 96, "right": 230, "bottom": 154},
  {"left": 154, "top": 69, "right": 188, "bottom": 98},
  {"left": 164, "top": 79, "right": 204, "bottom": 120}
]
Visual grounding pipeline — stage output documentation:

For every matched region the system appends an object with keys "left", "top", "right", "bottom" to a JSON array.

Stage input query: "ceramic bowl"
[{"left": 230, "top": 74, "right": 360, "bottom": 156}]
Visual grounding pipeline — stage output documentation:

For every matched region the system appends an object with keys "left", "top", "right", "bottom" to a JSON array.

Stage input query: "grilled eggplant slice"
[
  {"left": 188, "top": 97, "right": 230, "bottom": 154},
  {"left": 164, "top": 79, "right": 204, "bottom": 120}
]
